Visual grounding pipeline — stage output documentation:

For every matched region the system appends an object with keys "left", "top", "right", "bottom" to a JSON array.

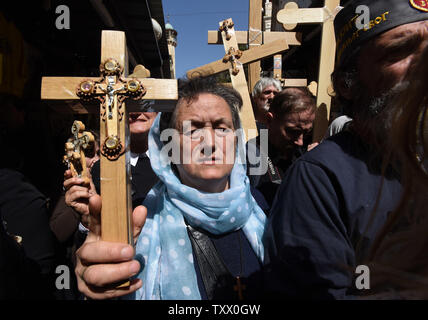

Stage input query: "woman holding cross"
[{"left": 67, "top": 77, "right": 267, "bottom": 300}]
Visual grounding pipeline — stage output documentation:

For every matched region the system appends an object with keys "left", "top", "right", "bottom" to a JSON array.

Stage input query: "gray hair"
[
  {"left": 160, "top": 77, "right": 243, "bottom": 134},
  {"left": 251, "top": 77, "right": 282, "bottom": 98},
  {"left": 269, "top": 87, "right": 316, "bottom": 118}
]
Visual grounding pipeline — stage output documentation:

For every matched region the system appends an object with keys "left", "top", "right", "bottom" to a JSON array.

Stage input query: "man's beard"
[{"left": 351, "top": 80, "right": 409, "bottom": 150}]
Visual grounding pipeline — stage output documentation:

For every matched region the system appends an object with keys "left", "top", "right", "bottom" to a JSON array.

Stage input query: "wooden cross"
[
  {"left": 233, "top": 276, "right": 246, "bottom": 300},
  {"left": 41, "top": 30, "right": 178, "bottom": 245},
  {"left": 63, "top": 120, "right": 95, "bottom": 185},
  {"left": 207, "top": 6, "right": 306, "bottom": 89},
  {"left": 248, "top": 0, "right": 263, "bottom": 92},
  {"left": 277, "top": 1, "right": 342, "bottom": 142},
  {"left": 188, "top": 19, "right": 290, "bottom": 141}
]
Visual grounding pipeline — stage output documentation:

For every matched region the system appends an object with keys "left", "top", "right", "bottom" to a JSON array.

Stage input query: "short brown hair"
[
  {"left": 269, "top": 87, "right": 316, "bottom": 118},
  {"left": 160, "top": 76, "right": 243, "bottom": 134}
]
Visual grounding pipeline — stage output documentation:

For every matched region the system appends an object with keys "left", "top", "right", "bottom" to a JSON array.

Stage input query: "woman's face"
[{"left": 173, "top": 93, "right": 236, "bottom": 193}]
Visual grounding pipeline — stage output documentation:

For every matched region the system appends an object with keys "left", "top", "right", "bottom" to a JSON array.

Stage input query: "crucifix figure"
[
  {"left": 277, "top": 0, "right": 343, "bottom": 142},
  {"left": 188, "top": 18, "right": 290, "bottom": 141},
  {"left": 41, "top": 30, "right": 177, "bottom": 247},
  {"left": 63, "top": 120, "right": 95, "bottom": 185}
]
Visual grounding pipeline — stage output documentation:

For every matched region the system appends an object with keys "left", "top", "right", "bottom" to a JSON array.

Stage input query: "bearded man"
[
  {"left": 251, "top": 77, "right": 282, "bottom": 125},
  {"left": 264, "top": 0, "right": 428, "bottom": 299}
]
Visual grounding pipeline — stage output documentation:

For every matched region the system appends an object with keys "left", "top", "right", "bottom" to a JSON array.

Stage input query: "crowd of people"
[{"left": 2, "top": 0, "right": 428, "bottom": 300}]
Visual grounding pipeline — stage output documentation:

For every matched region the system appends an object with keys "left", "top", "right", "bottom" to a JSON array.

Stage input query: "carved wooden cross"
[
  {"left": 41, "top": 30, "right": 178, "bottom": 245},
  {"left": 188, "top": 19, "right": 290, "bottom": 141},
  {"left": 63, "top": 120, "right": 95, "bottom": 185},
  {"left": 207, "top": 5, "right": 306, "bottom": 89},
  {"left": 277, "top": 0, "right": 342, "bottom": 142}
]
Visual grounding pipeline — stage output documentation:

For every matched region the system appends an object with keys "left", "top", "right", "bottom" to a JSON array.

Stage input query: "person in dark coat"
[
  {"left": 67, "top": 77, "right": 268, "bottom": 300},
  {"left": 264, "top": 0, "right": 428, "bottom": 299},
  {"left": 248, "top": 87, "right": 317, "bottom": 207}
]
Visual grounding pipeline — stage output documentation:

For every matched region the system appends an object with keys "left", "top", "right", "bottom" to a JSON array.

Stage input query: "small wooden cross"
[
  {"left": 188, "top": 19, "right": 290, "bottom": 141},
  {"left": 277, "top": 1, "right": 342, "bottom": 142},
  {"left": 41, "top": 30, "right": 178, "bottom": 245},
  {"left": 63, "top": 120, "right": 95, "bottom": 185},
  {"left": 207, "top": 2, "right": 306, "bottom": 90},
  {"left": 233, "top": 276, "right": 246, "bottom": 300}
]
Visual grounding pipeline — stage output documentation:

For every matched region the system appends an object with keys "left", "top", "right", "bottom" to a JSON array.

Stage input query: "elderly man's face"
[
  {"left": 254, "top": 85, "right": 279, "bottom": 112},
  {"left": 173, "top": 93, "right": 236, "bottom": 193},
  {"left": 357, "top": 21, "right": 428, "bottom": 96}
]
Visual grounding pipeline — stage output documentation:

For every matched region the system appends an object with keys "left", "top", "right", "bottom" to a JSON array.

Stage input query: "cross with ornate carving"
[
  {"left": 63, "top": 120, "right": 95, "bottom": 185},
  {"left": 41, "top": 30, "right": 177, "bottom": 246}
]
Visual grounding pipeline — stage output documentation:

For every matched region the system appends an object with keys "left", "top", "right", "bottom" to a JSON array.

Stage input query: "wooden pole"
[
  {"left": 277, "top": 1, "right": 342, "bottom": 142},
  {"left": 248, "top": 0, "right": 263, "bottom": 92},
  {"left": 313, "top": 0, "right": 340, "bottom": 142}
]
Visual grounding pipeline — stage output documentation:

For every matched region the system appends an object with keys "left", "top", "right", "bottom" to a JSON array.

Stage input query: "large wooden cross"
[
  {"left": 41, "top": 30, "right": 177, "bottom": 245},
  {"left": 248, "top": 0, "right": 263, "bottom": 92},
  {"left": 277, "top": 0, "right": 342, "bottom": 142},
  {"left": 188, "top": 19, "right": 290, "bottom": 142},
  {"left": 207, "top": 5, "right": 306, "bottom": 89}
]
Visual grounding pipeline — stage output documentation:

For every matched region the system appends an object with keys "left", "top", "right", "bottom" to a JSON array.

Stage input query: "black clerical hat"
[{"left": 334, "top": 0, "right": 428, "bottom": 67}]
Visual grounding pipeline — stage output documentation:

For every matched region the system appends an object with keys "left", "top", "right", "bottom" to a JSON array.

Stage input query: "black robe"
[{"left": 264, "top": 131, "right": 403, "bottom": 299}]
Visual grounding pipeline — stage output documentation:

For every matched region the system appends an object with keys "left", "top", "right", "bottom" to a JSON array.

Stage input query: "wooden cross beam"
[
  {"left": 41, "top": 30, "right": 178, "bottom": 246},
  {"left": 277, "top": 0, "right": 342, "bottom": 142},
  {"left": 187, "top": 36, "right": 289, "bottom": 78},
  {"left": 209, "top": 28, "right": 307, "bottom": 89},
  {"left": 219, "top": 19, "right": 257, "bottom": 142},
  {"left": 248, "top": 0, "right": 263, "bottom": 92},
  {"left": 208, "top": 30, "right": 307, "bottom": 88},
  {"left": 188, "top": 19, "right": 291, "bottom": 142},
  {"left": 207, "top": 29, "right": 302, "bottom": 46},
  {"left": 207, "top": 3, "right": 305, "bottom": 91}
]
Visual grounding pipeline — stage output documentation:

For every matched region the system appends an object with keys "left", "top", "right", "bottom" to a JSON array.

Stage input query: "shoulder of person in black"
[
  {"left": 247, "top": 135, "right": 306, "bottom": 209},
  {"left": 0, "top": 169, "right": 60, "bottom": 299},
  {"left": 263, "top": 130, "right": 403, "bottom": 300}
]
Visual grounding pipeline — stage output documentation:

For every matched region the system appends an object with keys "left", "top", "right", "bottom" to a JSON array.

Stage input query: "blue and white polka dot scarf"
[{"left": 129, "top": 114, "right": 266, "bottom": 300}]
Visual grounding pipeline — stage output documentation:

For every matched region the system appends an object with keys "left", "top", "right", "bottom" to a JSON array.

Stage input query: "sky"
[{"left": 162, "top": 0, "right": 251, "bottom": 79}]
